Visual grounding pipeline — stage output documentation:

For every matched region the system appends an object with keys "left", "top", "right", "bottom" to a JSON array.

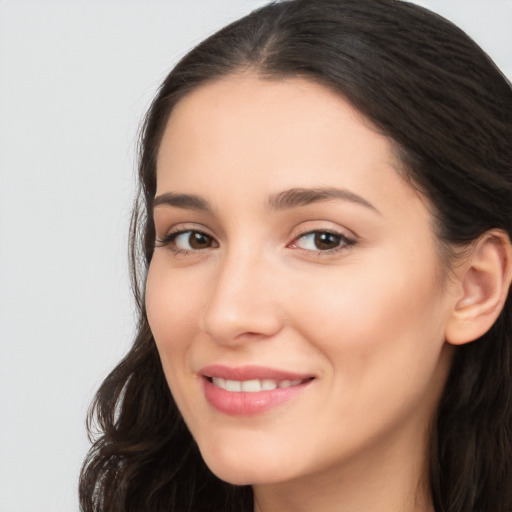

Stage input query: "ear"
[{"left": 445, "top": 230, "right": 512, "bottom": 346}]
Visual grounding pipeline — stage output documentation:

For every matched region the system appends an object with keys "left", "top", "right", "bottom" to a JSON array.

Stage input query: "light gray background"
[{"left": 0, "top": 1, "right": 511, "bottom": 511}]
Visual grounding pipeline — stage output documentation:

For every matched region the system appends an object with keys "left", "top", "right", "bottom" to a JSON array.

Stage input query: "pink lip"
[
  {"left": 200, "top": 364, "right": 312, "bottom": 381},
  {"left": 200, "top": 365, "right": 315, "bottom": 416}
]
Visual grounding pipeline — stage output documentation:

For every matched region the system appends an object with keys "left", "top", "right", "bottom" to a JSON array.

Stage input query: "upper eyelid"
[
  {"left": 287, "top": 224, "right": 359, "bottom": 253},
  {"left": 154, "top": 224, "right": 216, "bottom": 246},
  {"left": 290, "top": 222, "right": 357, "bottom": 241},
  {"left": 155, "top": 228, "right": 219, "bottom": 253},
  {"left": 156, "top": 222, "right": 215, "bottom": 237},
  {"left": 290, "top": 230, "right": 355, "bottom": 246},
  {"left": 293, "top": 227, "right": 349, "bottom": 237}
]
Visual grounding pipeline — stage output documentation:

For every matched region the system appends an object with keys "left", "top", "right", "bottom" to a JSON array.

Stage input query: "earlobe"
[{"left": 445, "top": 230, "right": 512, "bottom": 346}]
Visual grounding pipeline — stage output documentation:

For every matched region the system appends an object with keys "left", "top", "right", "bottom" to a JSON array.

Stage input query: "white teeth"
[
  {"left": 212, "top": 377, "right": 226, "bottom": 390},
  {"left": 241, "top": 379, "right": 262, "bottom": 392},
  {"left": 211, "top": 377, "right": 306, "bottom": 392},
  {"left": 261, "top": 379, "right": 278, "bottom": 391},
  {"left": 225, "top": 379, "right": 242, "bottom": 392}
]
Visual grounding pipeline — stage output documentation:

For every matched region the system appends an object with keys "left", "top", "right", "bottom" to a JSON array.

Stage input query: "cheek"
[
  {"left": 145, "top": 258, "right": 203, "bottom": 356},
  {"left": 287, "top": 252, "right": 448, "bottom": 387},
  {"left": 281, "top": 255, "right": 451, "bottom": 453},
  {"left": 145, "top": 258, "right": 209, "bottom": 422}
]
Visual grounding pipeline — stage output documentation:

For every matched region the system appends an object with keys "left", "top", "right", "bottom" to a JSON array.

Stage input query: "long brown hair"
[{"left": 80, "top": 1, "right": 512, "bottom": 510}]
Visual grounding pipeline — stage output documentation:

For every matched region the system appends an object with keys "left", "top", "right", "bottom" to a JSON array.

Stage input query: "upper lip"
[{"left": 200, "top": 364, "right": 314, "bottom": 381}]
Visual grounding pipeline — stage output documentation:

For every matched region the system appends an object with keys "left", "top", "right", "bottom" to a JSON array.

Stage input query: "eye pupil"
[
  {"left": 314, "top": 232, "right": 340, "bottom": 250},
  {"left": 189, "top": 232, "right": 211, "bottom": 249}
]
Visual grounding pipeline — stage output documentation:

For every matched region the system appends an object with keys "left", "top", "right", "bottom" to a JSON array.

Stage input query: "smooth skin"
[{"left": 145, "top": 75, "right": 512, "bottom": 512}]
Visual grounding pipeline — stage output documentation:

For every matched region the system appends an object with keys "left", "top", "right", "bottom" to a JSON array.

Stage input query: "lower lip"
[{"left": 203, "top": 378, "right": 312, "bottom": 416}]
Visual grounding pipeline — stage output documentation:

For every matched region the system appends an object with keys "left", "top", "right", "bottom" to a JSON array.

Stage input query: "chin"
[{"left": 199, "top": 445, "right": 291, "bottom": 486}]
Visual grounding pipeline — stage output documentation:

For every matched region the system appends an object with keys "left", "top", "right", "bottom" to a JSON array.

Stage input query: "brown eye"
[
  {"left": 162, "top": 230, "right": 218, "bottom": 251},
  {"left": 188, "top": 232, "right": 214, "bottom": 249},
  {"left": 293, "top": 231, "right": 354, "bottom": 252},
  {"left": 314, "top": 232, "right": 342, "bottom": 250}
]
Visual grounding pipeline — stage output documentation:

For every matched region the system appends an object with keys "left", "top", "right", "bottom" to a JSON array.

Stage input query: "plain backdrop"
[{"left": 0, "top": 1, "right": 511, "bottom": 511}]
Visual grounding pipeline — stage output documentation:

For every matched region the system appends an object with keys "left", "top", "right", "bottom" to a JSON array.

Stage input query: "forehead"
[
  {"left": 155, "top": 74, "right": 426, "bottom": 223},
  {"left": 159, "top": 75, "right": 382, "bottom": 153},
  {"left": 159, "top": 76, "right": 389, "bottom": 175}
]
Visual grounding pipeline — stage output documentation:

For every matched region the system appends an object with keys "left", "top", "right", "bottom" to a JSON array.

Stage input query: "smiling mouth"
[
  {"left": 201, "top": 370, "right": 315, "bottom": 415},
  {"left": 206, "top": 376, "right": 314, "bottom": 393}
]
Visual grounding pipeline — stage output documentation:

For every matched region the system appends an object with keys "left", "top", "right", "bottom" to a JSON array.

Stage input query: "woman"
[{"left": 80, "top": 1, "right": 512, "bottom": 511}]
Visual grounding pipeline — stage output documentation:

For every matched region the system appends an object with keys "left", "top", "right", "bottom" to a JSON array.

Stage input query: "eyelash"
[
  {"left": 289, "top": 229, "right": 356, "bottom": 254},
  {"left": 155, "top": 228, "right": 218, "bottom": 256},
  {"left": 155, "top": 227, "right": 356, "bottom": 256}
]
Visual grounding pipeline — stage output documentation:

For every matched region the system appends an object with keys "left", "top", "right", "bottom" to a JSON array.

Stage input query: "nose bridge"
[{"left": 201, "top": 244, "right": 282, "bottom": 344}]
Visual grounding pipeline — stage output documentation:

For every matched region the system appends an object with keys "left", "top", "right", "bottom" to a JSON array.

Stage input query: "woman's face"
[{"left": 145, "top": 75, "right": 456, "bottom": 490}]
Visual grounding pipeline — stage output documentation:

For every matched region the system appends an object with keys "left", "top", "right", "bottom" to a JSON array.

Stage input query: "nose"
[{"left": 200, "top": 250, "right": 284, "bottom": 346}]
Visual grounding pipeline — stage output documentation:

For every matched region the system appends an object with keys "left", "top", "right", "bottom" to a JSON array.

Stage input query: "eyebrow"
[
  {"left": 267, "top": 187, "right": 380, "bottom": 214},
  {"left": 153, "top": 186, "right": 380, "bottom": 215},
  {"left": 153, "top": 192, "right": 213, "bottom": 213}
]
